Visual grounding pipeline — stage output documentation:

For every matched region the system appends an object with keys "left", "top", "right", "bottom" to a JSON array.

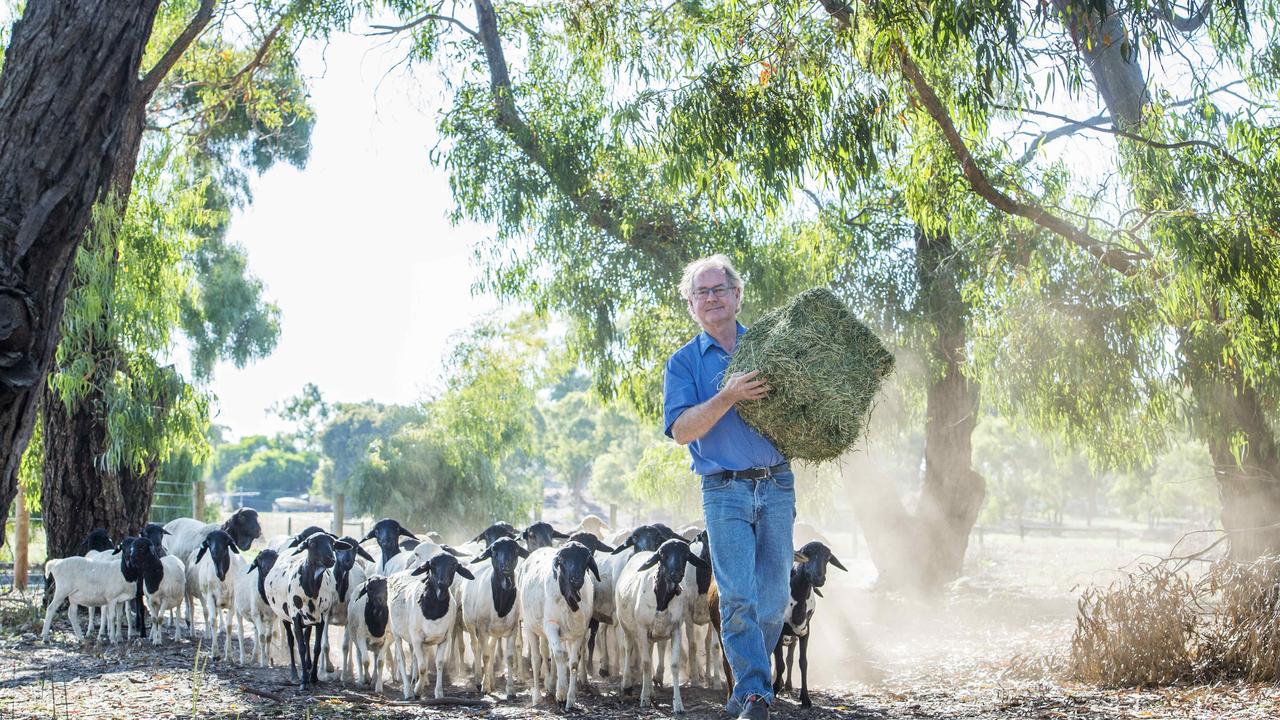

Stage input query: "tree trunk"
[
  {"left": 41, "top": 383, "right": 158, "bottom": 557},
  {"left": 846, "top": 229, "right": 985, "bottom": 593},
  {"left": 0, "top": 0, "right": 164, "bottom": 543}
]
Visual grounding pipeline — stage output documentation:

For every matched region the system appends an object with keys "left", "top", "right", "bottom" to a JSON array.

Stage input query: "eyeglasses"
[{"left": 691, "top": 285, "right": 735, "bottom": 300}]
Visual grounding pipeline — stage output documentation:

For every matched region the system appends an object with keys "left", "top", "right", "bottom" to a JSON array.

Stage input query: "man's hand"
[{"left": 720, "top": 370, "right": 770, "bottom": 404}]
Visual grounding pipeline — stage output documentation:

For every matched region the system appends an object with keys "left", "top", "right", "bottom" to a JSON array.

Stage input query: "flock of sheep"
[{"left": 37, "top": 508, "right": 846, "bottom": 711}]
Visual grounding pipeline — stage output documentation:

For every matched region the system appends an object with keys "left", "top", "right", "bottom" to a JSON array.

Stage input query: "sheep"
[
  {"left": 345, "top": 576, "right": 391, "bottom": 691},
  {"left": 518, "top": 541, "right": 599, "bottom": 710},
  {"left": 381, "top": 538, "right": 467, "bottom": 576},
  {"left": 615, "top": 538, "right": 709, "bottom": 713},
  {"left": 472, "top": 521, "right": 519, "bottom": 548},
  {"left": 772, "top": 541, "right": 847, "bottom": 708},
  {"left": 522, "top": 522, "right": 569, "bottom": 551},
  {"left": 41, "top": 553, "right": 136, "bottom": 644},
  {"left": 265, "top": 525, "right": 326, "bottom": 554},
  {"left": 567, "top": 514, "right": 611, "bottom": 539},
  {"left": 235, "top": 549, "right": 281, "bottom": 666},
  {"left": 460, "top": 537, "right": 529, "bottom": 698},
  {"left": 558, "top": 532, "right": 616, "bottom": 685},
  {"left": 599, "top": 525, "right": 690, "bottom": 682},
  {"left": 186, "top": 530, "right": 245, "bottom": 659},
  {"left": 321, "top": 536, "right": 375, "bottom": 679},
  {"left": 386, "top": 552, "right": 475, "bottom": 699},
  {"left": 361, "top": 518, "right": 418, "bottom": 575},
  {"left": 681, "top": 529, "right": 722, "bottom": 688},
  {"left": 164, "top": 507, "right": 262, "bottom": 565},
  {"left": 119, "top": 536, "right": 186, "bottom": 645},
  {"left": 264, "top": 532, "right": 352, "bottom": 689}
]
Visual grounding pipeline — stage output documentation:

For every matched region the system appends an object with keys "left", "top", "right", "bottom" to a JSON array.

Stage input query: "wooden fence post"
[
  {"left": 14, "top": 492, "right": 29, "bottom": 590},
  {"left": 193, "top": 479, "right": 206, "bottom": 520}
]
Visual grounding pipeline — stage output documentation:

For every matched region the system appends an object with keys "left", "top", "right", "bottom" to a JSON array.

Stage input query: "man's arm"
[{"left": 670, "top": 370, "right": 769, "bottom": 445}]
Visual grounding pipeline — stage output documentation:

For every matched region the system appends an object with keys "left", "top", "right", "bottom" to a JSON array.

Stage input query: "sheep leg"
[
  {"left": 434, "top": 640, "right": 448, "bottom": 699},
  {"left": 798, "top": 634, "right": 811, "bottom": 709},
  {"left": 524, "top": 627, "right": 541, "bottom": 708},
  {"left": 586, "top": 619, "right": 598, "bottom": 677},
  {"left": 618, "top": 626, "right": 633, "bottom": 695},
  {"left": 785, "top": 638, "right": 796, "bottom": 692},
  {"left": 565, "top": 632, "right": 585, "bottom": 711},
  {"left": 373, "top": 641, "right": 386, "bottom": 693},
  {"left": 503, "top": 634, "right": 516, "bottom": 700},
  {"left": 670, "top": 627, "right": 685, "bottom": 713},
  {"left": 707, "top": 624, "right": 723, "bottom": 690},
  {"left": 598, "top": 620, "right": 611, "bottom": 678},
  {"left": 771, "top": 636, "right": 785, "bottom": 695},
  {"left": 222, "top": 607, "right": 233, "bottom": 660},
  {"left": 544, "top": 622, "right": 569, "bottom": 705},
  {"left": 685, "top": 618, "right": 700, "bottom": 686},
  {"left": 67, "top": 603, "right": 84, "bottom": 643},
  {"left": 283, "top": 620, "right": 299, "bottom": 684},
  {"left": 394, "top": 638, "right": 414, "bottom": 700},
  {"left": 341, "top": 624, "right": 352, "bottom": 684},
  {"left": 309, "top": 620, "right": 326, "bottom": 685},
  {"left": 655, "top": 637, "right": 667, "bottom": 687},
  {"left": 638, "top": 630, "right": 653, "bottom": 709},
  {"left": 411, "top": 641, "right": 428, "bottom": 698}
]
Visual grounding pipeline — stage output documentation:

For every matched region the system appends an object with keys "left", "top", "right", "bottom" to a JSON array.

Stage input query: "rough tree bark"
[
  {"left": 37, "top": 0, "right": 217, "bottom": 558},
  {"left": 0, "top": 0, "right": 165, "bottom": 544},
  {"left": 849, "top": 230, "right": 985, "bottom": 592}
]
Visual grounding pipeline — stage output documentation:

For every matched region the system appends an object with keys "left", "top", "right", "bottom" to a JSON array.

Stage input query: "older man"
[{"left": 663, "top": 254, "right": 792, "bottom": 720}]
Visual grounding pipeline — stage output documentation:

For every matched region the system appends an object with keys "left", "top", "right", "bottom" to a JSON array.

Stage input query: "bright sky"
[{"left": 207, "top": 30, "right": 500, "bottom": 440}]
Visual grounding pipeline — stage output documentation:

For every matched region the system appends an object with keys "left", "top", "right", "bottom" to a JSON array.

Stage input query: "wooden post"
[
  {"left": 14, "top": 492, "right": 29, "bottom": 591},
  {"left": 193, "top": 479, "right": 205, "bottom": 520},
  {"left": 287, "top": 515, "right": 293, "bottom": 536},
  {"left": 332, "top": 493, "right": 345, "bottom": 535}
]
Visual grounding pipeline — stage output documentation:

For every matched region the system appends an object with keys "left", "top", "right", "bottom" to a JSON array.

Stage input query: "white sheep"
[
  {"left": 518, "top": 541, "right": 599, "bottom": 710},
  {"left": 234, "top": 550, "right": 281, "bottom": 666},
  {"left": 460, "top": 537, "right": 529, "bottom": 698},
  {"left": 40, "top": 556, "right": 135, "bottom": 644},
  {"left": 345, "top": 576, "right": 391, "bottom": 691},
  {"left": 387, "top": 553, "right": 474, "bottom": 699},
  {"left": 615, "top": 538, "right": 709, "bottom": 713}
]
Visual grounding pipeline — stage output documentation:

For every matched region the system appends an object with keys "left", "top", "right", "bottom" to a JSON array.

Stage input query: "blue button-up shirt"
[{"left": 663, "top": 322, "right": 785, "bottom": 476}]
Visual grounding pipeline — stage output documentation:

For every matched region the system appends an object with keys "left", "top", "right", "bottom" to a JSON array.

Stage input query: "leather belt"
[{"left": 706, "top": 461, "right": 790, "bottom": 483}]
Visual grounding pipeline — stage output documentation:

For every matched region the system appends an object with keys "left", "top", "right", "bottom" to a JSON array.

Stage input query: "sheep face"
[
  {"left": 293, "top": 532, "right": 350, "bottom": 569},
  {"left": 223, "top": 508, "right": 262, "bottom": 551},
  {"left": 334, "top": 535, "right": 374, "bottom": 600},
  {"left": 638, "top": 538, "right": 710, "bottom": 611},
  {"left": 79, "top": 528, "right": 114, "bottom": 555},
  {"left": 117, "top": 536, "right": 162, "bottom": 588},
  {"left": 552, "top": 542, "right": 600, "bottom": 613},
  {"left": 410, "top": 552, "right": 475, "bottom": 586},
  {"left": 248, "top": 548, "right": 280, "bottom": 603},
  {"left": 472, "top": 537, "right": 528, "bottom": 580},
  {"left": 364, "top": 518, "right": 416, "bottom": 560},
  {"left": 472, "top": 521, "right": 518, "bottom": 548},
  {"left": 795, "top": 540, "right": 847, "bottom": 588},
  {"left": 196, "top": 530, "right": 241, "bottom": 581},
  {"left": 139, "top": 524, "right": 170, "bottom": 556},
  {"left": 566, "top": 532, "right": 614, "bottom": 554},
  {"left": 522, "top": 522, "right": 569, "bottom": 551}
]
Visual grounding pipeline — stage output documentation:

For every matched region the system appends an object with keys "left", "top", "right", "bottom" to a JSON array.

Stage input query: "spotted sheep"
[
  {"left": 772, "top": 540, "right": 847, "bottom": 708},
  {"left": 519, "top": 540, "right": 599, "bottom": 710},
  {"left": 235, "top": 549, "right": 281, "bottom": 666},
  {"left": 186, "top": 530, "right": 245, "bottom": 659},
  {"left": 345, "top": 576, "right": 391, "bottom": 691},
  {"left": 264, "top": 532, "right": 352, "bottom": 689},
  {"left": 460, "top": 537, "right": 529, "bottom": 698},
  {"left": 387, "top": 552, "right": 475, "bottom": 699},
  {"left": 615, "top": 538, "right": 710, "bottom": 713}
]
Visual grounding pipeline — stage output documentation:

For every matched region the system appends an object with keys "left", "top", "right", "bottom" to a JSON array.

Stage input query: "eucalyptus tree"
[
  {"left": 36, "top": 2, "right": 317, "bottom": 555},
  {"left": 0, "top": 1, "right": 167, "bottom": 542}
]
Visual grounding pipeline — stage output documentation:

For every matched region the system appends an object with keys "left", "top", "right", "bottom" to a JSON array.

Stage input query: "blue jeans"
[{"left": 702, "top": 470, "right": 795, "bottom": 709}]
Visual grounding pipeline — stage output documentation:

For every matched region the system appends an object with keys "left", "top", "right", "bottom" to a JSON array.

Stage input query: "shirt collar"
[{"left": 697, "top": 322, "right": 747, "bottom": 355}]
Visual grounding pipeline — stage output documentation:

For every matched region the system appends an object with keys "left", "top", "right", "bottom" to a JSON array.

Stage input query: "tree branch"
[
  {"left": 1016, "top": 111, "right": 1108, "bottom": 167},
  {"left": 1155, "top": 0, "right": 1213, "bottom": 33},
  {"left": 138, "top": 0, "right": 217, "bottom": 104},
  {"left": 369, "top": 14, "right": 479, "bottom": 40}
]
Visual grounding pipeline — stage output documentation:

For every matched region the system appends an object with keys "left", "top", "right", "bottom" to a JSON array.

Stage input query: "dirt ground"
[{"left": 4, "top": 531, "right": 1280, "bottom": 719}]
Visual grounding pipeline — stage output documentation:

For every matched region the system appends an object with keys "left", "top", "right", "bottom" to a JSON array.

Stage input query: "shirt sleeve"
[{"left": 663, "top": 351, "right": 700, "bottom": 439}]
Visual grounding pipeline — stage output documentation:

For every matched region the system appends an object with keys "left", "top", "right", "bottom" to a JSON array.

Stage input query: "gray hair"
[{"left": 678, "top": 254, "right": 744, "bottom": 302}]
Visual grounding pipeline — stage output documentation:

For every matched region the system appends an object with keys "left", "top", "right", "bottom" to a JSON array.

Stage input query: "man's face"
[{"left": 688, "top": 268, "right": 741, "bottom": 330}]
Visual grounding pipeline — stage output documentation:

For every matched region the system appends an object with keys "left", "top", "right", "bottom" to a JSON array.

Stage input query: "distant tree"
[
  {"left": 315, "top": 401, "right": 422, "bottom": 498},
  {"left": 272, "top": 383, "right": 331, "bottom": 454},
  {"left": 225, "top": 447, "right": 317, "bottom": 505},
  {"left": 206, "top": 434, "right": 273, "bottom": 493}
]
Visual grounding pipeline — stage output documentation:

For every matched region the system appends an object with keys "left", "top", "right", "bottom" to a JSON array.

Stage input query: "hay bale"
[{"left": 725, "top": 287, "right": 894, "bottom": 462}]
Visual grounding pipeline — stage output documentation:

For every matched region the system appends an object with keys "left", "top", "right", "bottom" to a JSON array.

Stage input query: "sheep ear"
[
  {"left": 591, "top": 538, "right": 615, "bottom": 554},
  {"left": 410, "top": 563, "right": 431, "bottom": 577},
  {"left": 291, "top": 546, "right": 306, "bottom": 556},
  {"left": 443, "top": 544, "right": 467, "bottom": 557},
  {"left": 355, "top": 585, "right": 369, "bottom": 601},
  {"left": 552, "top": 530, "right": 570, "bottom": 539},
  {"left": 334, "top": 540, "right": 353, "bottom": 552},
  {"left": 196, "top": 546, "right": 208, "bottom": 564},
  {"left": 362, "top": 529, "right": 376, "bottom": 541},
  {"left": 813, "top": 587, "right": 825, "bottom": 598},
  {"left": 471, "top": 546, "right": 493, "bottom": 564},
  {"left": 587, "top": 557, "right": 601, "bottom": 582},
  {"left": 287, "top": 536, "right": 302, "bottom": 548},
  {"left": 456, "top": 565, "right": 475, "bottom": 580},
  {"left": 515, "top": 544, "right": 530, "bottom": 559},
  {"left": 793, "top": 551, "right": 809, "bottom": 564},
  {"left": 687, "top": 553, "right": 711, "bottom": 571},
  {"left": 229, "top": 542, "right": 241, "bottom": 554},
  {"left": 638, "top": 552, "right": 660, "bottom": 571},
  {"left": 611, "top": 538, "right": 633, "bottom": 555},
  {"left": 829, "top": 554, "right": 848, "bottom": 572},
  {"left": 356, "top": 546, "right": 375, "bottom": 563},
  {"left": 399, "top": 527, "right": 418, "bottom": 540}
]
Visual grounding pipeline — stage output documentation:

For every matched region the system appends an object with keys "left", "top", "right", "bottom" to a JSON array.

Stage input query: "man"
[{"left": 663, "top": 254, "right": 793, "bottom": 720}]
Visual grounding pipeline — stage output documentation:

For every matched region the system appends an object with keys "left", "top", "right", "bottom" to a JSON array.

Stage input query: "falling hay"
[{"left": 726, "top": 287, "right": 895, "bottom": 462}]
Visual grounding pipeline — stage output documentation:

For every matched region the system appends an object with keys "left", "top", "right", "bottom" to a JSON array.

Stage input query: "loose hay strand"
[{"left": 727, "top": 288, "right": 895, "bottom": 462}]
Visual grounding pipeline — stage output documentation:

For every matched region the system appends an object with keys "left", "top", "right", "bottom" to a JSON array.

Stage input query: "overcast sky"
[{"left": 206, "top": 29, "right": 500, "bottom": 440}]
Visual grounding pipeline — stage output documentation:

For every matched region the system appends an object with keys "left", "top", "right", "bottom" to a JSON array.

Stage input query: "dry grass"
[{"left": 1069, "top": 554, "right": 1280, "bottom": 686}]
